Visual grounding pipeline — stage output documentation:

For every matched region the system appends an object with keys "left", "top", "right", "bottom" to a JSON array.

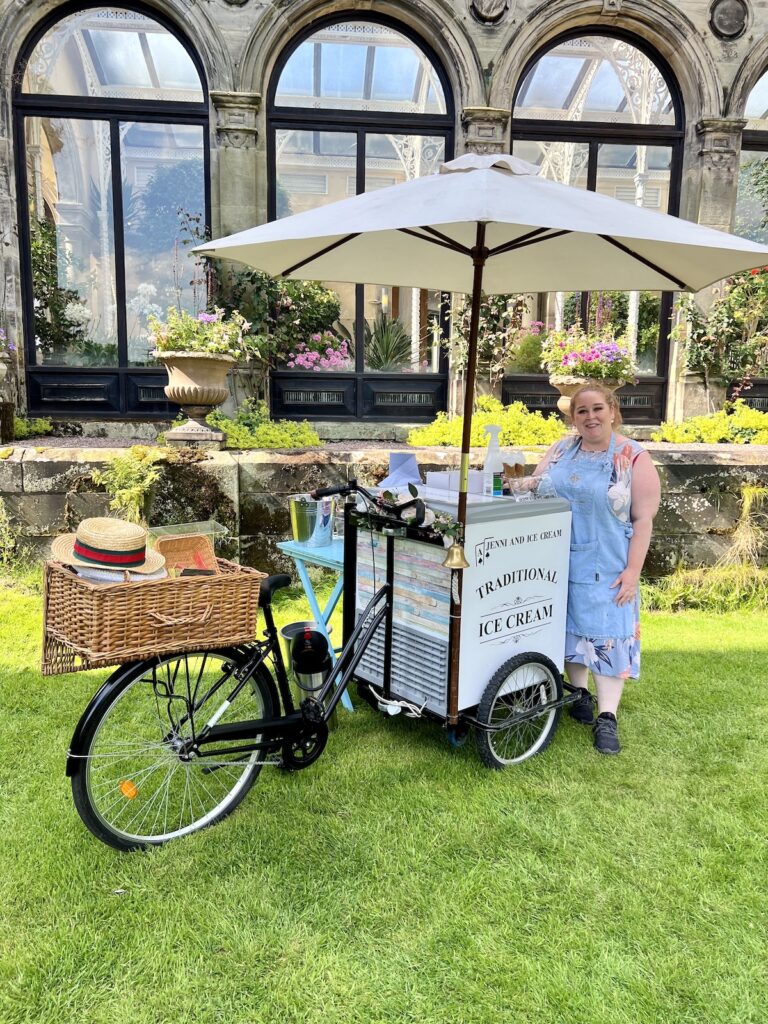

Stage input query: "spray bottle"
[{"left": 483, "top": 424, "right": 504, "bottom": 497}]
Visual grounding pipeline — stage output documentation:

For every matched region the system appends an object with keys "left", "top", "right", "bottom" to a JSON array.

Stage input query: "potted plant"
[
  {"left": 540, "top": 325, "right": 638, "bottom": 420},
  {"left": 149, "top": 306, "right": 251, "bottom": 444}
]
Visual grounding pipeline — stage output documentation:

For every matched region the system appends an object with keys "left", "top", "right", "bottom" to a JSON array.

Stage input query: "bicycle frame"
[{"left": 188, "top": 581, "right": 391, "bottom": 760}]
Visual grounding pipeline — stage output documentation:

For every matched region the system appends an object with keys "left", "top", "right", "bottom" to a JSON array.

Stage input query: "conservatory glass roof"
[
  {"left": 22, "top": 7, "right": 203, "bottom": 102},
  {"left": 514, "top": 36, "right": 675, "bottom": 126},
  {"left": 275, "top": 22, "right": 446, "bottom": 115}
]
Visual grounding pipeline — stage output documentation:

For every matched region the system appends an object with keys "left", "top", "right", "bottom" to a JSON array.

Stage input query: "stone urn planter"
[
  {"left": 155, "top": 351, "right": 235, "bottom": 447},
  {"left": 549, "top": 375, "right": 622, "bottom": 422}
]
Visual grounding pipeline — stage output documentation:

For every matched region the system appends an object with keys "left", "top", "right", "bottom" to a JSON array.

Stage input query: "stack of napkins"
[{"left": 75, "top": 566, "right": 169, "bottom": 584}]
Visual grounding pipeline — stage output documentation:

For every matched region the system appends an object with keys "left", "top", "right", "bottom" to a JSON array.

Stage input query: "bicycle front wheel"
[{"left": 71, "top": 649, "right": 276, "bottom": 851}]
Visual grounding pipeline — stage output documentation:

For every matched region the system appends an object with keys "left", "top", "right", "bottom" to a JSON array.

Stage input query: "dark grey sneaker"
[
  {"left": 593, "top": 713, "right": 621, "bottom": 755},
  {"left": 568, "top": 687, "right": 596, "bottom": 725}
]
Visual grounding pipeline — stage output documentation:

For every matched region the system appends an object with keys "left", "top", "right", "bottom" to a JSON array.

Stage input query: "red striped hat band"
[{"left": 73, "top": 539, "right": 146, "bottom": 568}]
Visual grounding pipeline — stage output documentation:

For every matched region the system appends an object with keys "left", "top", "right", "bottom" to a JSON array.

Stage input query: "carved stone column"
[
  {"left": 461, "top": 107, "right": 510, "bottom": 155},
  {"left": 671, "top": 119, "right": 747, "bottom": 420},
  {"left": 210, "top": 91, "right": 262, "bottom": 237},
  {"left": 695, "top": 118, "right": 747, "bottom": 233}
]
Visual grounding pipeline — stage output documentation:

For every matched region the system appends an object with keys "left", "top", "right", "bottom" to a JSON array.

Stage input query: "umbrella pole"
[{"left": 447, "top": 222, "right": 487, "bottom": 724}]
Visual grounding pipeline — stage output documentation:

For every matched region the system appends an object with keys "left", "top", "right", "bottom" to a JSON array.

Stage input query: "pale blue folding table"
[{"left": 275, "top": 537, "right": 354, "bottom": 712}]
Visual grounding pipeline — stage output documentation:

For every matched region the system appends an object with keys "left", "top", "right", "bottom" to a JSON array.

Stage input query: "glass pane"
[
  {"left": 511, "top": 141, "right": 588, "bottom": 344},
  {"left": 25, "top": 117, "right": 117, "bottom": 367},
  {"left": 274, "top": 129, "right": 356, "bottom": 372},
  {"left": 23, "top": 8, "right": 203, "bottom": 102},
  {"left": 121, "top": 122, "right": 205, "bottom": 366},
  {"left": 276, "top": 129, "right": 357, "bottom": 215},
  {"left": 275, "top": 21, "right": 446, "bottom": 114},
  {"left": 514, "top": 36, "right": 675, "bottom": 127},
  {"left": 735, "top": 151, "right": 768, "bottom": 243},
  {"left": 512, "top": 138, "right": 589, "bottom": 187},
  {"left": 363, "top": 135, "right": 445, "bottom": 373},
  {"left": 595, "top": 143, "right": 671, "bottom": 375},
  {"left": 745, "top": 71, "right": 768, "bottom": 130}
]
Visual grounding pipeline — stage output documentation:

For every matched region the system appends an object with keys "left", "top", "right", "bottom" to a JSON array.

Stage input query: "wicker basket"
[{"left": 42, "top": 559, "right": 267, "bottom": 676}]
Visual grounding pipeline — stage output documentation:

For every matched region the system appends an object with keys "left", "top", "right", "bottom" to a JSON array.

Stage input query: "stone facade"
[
  {"left": 2, "top": 445, "right": 766, "bottom": 575},
  {"left": 2, "top": 0, "right": 768, "bottom": 419}
]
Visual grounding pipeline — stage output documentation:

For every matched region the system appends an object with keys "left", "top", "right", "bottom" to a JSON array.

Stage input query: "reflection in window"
[
  {"left": 23, "top": 7, "right": 203, "bottom": 101},
  {"left": 514, "top": 36, "right": 674, "bottom": 126},
  {"left": 275, "top": 22, "right": 446, "bottom": 114},
  {"left": 122, "top": 122, "right": 205, "bottom": 365},
  {"left": 736, "top": 152, "right": 768, "bottom": 245},
  {"left": 272, "top": 21, "right": 451, "bottom": 376},
  {"left": 26, "top": 118, "right": 117, "bottom": 367},
  {"left": 511, "top": 36, "right": 679, "bottom": 379},
  {"left": 18, "top": 7, "right": 207, "bottom": 373}
]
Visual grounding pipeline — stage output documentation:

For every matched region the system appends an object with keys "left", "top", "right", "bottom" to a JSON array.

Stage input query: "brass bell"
[{"left": 442, "top": 541, "right": 470, "bottom": 570}]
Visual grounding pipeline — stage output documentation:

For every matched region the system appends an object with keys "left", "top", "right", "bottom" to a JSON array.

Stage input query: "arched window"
[
  {"left": 268, "top": 17, "right": 454, "bottom": 421},
  {"left": 733, "top": 69, "right": 768, "bottom": 406},
  {"left": 508, "top": 33, "right": 684, "bottom": 424},
  {"left": 14, "top": 5, "right": 209, "bottom": 417}
]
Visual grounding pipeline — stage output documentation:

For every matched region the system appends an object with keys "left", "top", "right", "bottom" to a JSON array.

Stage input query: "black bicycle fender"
[{"left": 65, "top": 661, "right": 144, "bottom": 777}]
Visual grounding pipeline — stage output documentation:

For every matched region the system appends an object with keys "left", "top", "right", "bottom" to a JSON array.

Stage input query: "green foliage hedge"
[
  {"left": 651, "top": 400, "right": 768, "bottom": 444},
  {"left": 407, "top": 396, "right": 566, "bottom": 447},
  {"left": 642, "top": 565, "right": 768, "bottom": 611},
  {"left": 208, "top": 400, "right": 321, "bottom": 450},
  {"left": 13, "top": 416, "right": 53, "bottom": 440}
]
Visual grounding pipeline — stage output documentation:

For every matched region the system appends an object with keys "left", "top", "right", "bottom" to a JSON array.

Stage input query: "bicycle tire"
[
  {"left": 71, "top": 648, "right": 276, "bottom": 851},
  {"left": 475, "top": 653, "right": 563, "bottom": 769}
]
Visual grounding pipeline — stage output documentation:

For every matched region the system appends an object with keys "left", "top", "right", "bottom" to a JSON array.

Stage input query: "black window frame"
[
  {"left": 12, "top": 0, "right": 211, "bottom": 419},
  {"left": 267, "top": 13, "right": 455, "bottom": 421},
  {"left": 506, "top": 28, "right": 686, "bottom": 425}
]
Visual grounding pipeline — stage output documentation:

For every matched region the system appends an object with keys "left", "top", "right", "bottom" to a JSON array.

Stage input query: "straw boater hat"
[{"left": 51, "top": 518, "right": 165, "bottom": 574}]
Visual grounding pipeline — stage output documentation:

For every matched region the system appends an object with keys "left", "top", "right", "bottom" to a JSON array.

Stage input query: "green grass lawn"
[{"left": 1, "top": 576, "right": 766, "bottom": 1024}]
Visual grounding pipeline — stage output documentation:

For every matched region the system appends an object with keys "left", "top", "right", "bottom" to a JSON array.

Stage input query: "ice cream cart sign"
[{"left": 458, "top": 508, "right": 571, "bottom": 711}]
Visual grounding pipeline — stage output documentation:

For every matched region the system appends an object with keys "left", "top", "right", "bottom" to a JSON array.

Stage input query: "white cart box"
[{"left": 354, "top": 493, "right": 571, "bottom": 716}]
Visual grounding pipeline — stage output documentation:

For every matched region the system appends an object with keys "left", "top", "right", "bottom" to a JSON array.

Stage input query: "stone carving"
[
  {"left": 210, "top": 91, "right": 261, "bottom": 149},
  {"left": 461, "top": 107, "right": 510, "bottom": 154},
  {"left": 602, "top": 0, "right": 623, "bottom": 11},
  {"left": 709, "top": 0, "right": 748, "bottom": 40},
  {"left": 470, "top": 0, "right": 510, "bottom": 25}
]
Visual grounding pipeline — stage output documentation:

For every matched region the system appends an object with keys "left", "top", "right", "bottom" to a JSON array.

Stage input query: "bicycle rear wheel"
[
  {"left": 475, "top": 653, "right": 562, "bottom": 769},
  {"left": 71, "top": 649, "right": 276, "bottom": 851}
]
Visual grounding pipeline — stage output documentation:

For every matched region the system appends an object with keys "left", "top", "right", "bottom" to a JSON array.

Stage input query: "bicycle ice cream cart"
[
  {"left": 62, "top": 480, "right": 578, "bottom": 850},
  {"left": 333, "top": 481, "right": 575, "bottom": 767}
]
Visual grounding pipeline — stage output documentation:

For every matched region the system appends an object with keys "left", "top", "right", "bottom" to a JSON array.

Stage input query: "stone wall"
[{"left": 2, "top": 445, "right": 767, "bottom": 575}]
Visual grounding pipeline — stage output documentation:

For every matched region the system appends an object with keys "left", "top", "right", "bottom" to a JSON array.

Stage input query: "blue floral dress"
[{"left": 547, "top": 434, "right": 645, "bottom": 680}]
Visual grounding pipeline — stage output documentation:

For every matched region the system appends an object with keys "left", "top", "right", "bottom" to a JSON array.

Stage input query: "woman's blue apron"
[{"left": 548, "top": 433, "right": 636, "bottom": 640}]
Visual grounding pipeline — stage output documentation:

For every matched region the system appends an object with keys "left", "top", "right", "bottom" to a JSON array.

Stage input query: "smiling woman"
[{"left": 534, "top": 382, "right": 661, "bottom": 754}]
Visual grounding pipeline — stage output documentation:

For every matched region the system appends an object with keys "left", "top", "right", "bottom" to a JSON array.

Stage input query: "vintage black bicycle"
[{"left": 67, "top": 481, "right": 576, "bottom": 851}]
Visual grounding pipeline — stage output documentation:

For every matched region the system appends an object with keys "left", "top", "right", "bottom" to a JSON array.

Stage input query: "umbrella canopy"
[
  {"left": 197, "top": 153, "right": 768, "bottom": 295},
  {"left": 196, "top": 151, "right": 768, "bottom": 721}
]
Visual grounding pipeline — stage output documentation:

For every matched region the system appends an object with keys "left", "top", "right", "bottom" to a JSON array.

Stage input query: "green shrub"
[
  {"left": 207, "top": 400, "right": 321, "bottom": 450},
  {"left": 505, "top": 333, "right": 543, "bottom": 373},
  {"left": 652, "top": 400, "right": 768, "bottom": 444},
  {"left": 642, "top": 565, "right": 768, "bottom": 611},
  {"left": 13, "top": 416, "right": 53, "bottom": 440},
  {"left": 407, "top": 396, "right": 567, "bottom": 447},
  {"left": 92, "top": 446, "right": 165, "bottom": 523}
]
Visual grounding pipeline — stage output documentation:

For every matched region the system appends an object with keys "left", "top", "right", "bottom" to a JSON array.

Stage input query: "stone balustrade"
[{"left": 1, "top": 445, "right": 766, "bottom": 575}]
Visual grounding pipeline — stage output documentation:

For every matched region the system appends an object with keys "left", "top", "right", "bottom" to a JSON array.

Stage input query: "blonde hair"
[{"left": 568, "top": 383, "right": 623, "bottom": 426}]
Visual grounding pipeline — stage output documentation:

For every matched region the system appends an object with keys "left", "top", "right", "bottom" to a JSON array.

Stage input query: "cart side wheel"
[{"left": 475, "top": 653, "right": 563, "bottom": 770}]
